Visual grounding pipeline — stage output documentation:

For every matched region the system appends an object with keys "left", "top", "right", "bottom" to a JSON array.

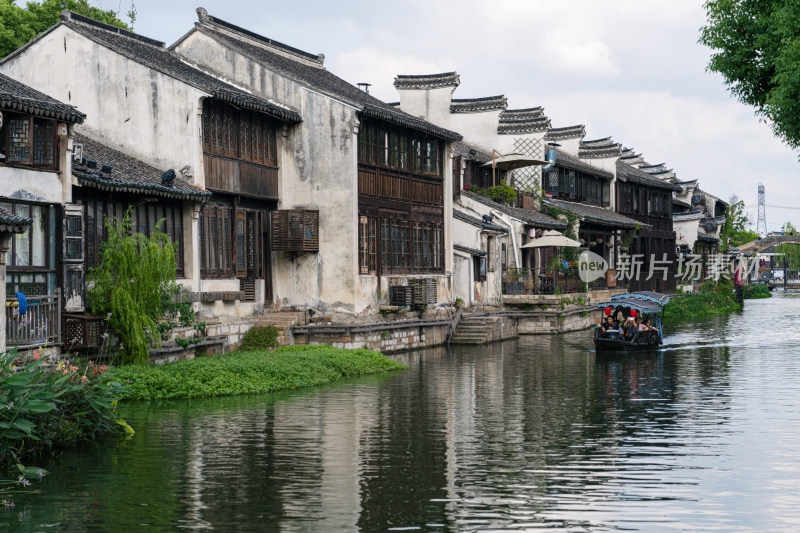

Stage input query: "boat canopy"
[{"left": 597, "top": 291, "right": 670, "bottom": 314}]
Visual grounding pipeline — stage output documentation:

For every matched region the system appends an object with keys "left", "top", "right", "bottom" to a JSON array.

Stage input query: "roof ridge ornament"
[{"left": 196, "top": 7, "right": 210, "bottom": 23}]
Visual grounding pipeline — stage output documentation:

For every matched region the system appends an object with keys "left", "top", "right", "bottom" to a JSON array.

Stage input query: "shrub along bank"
[
  {"left": 0, "top": 350, "right": 129, "bottom": 506},
  {"left": 114, "top": 345, "right": 407, "bottom": 401},
  {"left": 664, "top": 280, "right": 742, "bottom": 323},
  {"left": 743, "top": 284, "right": 773, "bottom": 299}
]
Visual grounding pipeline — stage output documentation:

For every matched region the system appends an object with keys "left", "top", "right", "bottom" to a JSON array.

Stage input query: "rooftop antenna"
[
  {"left": 357, "top": 83, "right": 371, "bottom": 94},
  {"left": 757, "top": 183, "right": 767, "bottom": 237}
]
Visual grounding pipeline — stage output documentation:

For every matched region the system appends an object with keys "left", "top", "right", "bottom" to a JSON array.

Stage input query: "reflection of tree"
[{"left": 1, "top": 334, "right": 736, "bottom": 531}]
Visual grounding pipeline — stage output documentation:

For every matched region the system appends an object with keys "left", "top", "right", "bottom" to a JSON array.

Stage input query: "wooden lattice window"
[
  {"left": 7, "top": 116, "right": 31, "bottom": 163},
  {"left": 202, "top": 99, "right": 278, "bottom": 166},
  {"left": 2, "top": 114, "right": 58, "bottom": 168},
  {"left": 200, "top": 203, "right": 233, "bottom": 278},
  {"left": 33, "top": 119, "right": 55, "bottom": 166},
  {"left": 270, "top": 210, "right": 319, "bottom": 252}
]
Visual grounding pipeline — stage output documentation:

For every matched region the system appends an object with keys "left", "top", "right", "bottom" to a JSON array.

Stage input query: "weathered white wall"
[
  {"left": 674, "top": 218, "right": 700, "bottom": 249},
  {"left": 0, "top": 168, "right": 63, "bottom": 205},
  {"left": 0, "top": 25, "right": 204, "bottom": 175},
  {"left": 397, "top": 86, "right": 456, "bottom": 127},
  {"left": 174, "top": 29, "right": 362, "bottom": 316}
]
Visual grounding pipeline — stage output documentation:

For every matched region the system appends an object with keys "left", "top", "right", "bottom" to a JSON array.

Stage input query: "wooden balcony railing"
[
  {"left": 6, "top": 290, "right": 61, "bottom": 347},
  {"left": 204, "top": 153, "right": 278, "bottom": 199}
]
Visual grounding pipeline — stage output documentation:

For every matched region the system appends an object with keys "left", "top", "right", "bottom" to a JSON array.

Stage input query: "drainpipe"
[
  {"left": 541, "top": 143, "right": 559, "bottom": 174},
  {"left": 490, "top": 210, "right": 519, "bottom": 268}
]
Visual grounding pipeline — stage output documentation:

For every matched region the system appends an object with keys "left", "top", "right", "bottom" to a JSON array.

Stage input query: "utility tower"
[{"left": 757, "top": 183, "right": 767, "bottom": 237}]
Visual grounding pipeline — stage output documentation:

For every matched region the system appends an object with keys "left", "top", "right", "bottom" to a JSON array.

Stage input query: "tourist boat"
[{"left": 593, "top": 291, "right": 670, "bottom": 352}]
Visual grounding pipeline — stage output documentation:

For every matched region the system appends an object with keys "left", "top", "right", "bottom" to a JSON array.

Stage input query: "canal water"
[{"left": 4, "top": 293, "right": 800, "bottom": 531}]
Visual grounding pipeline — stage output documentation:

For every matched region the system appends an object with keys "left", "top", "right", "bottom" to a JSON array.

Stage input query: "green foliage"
[
  {"left": 663, "top": 280, "right": 741, "bottom": 322},
  {"left": 113, "top": 345, "right": 407, "bottom": 401},
  {"left": 88, "top": 212, "right": 190, "bottom": 365},
  {"left": 743, "top": 284, "right": 773, "bottom": 299},
  {"left": 721, "top": 196, "right": 759, "bottom": 251},
  {"left": 0, "top": 0, "right": 133, "bottom": 59},
  {"left": 776, "top": 242, "right": 800, "bottom": 270},
  {"left": 0, "top": 349, "right": 127, "bottom": 504},
  {"left": 472, "top": 184, "right": 517, "bottom": 205},
  {"left": 541, "top": 203, "right": 581, "bottom": 263},
  {"left": 240, "top": 325, "right": 279, "bottom": 351},
  {"left": 700, "top": 1, "right": 800, "bottom": 149}
]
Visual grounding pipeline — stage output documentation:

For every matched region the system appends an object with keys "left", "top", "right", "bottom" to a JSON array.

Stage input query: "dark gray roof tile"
[
  {"left": 462, "top": 190, "right": 567, "bottom": 229},
  {"left": 0, "top": 206, "right": 31, "bottom": 233},
  {"left": 60, "top": 12, "right": 301, "bottom": 123},
  {"left": 394, "top": 72, "right": 460, "bottom": 90},
  {"left": 552, "top": 149, "right": 613, "bottom": 179},
  {"left": 544, "top": 198, "right": 648, "bottom": 229},
  {"left": 544, "top": 124, "right": 586, "bottom": 140},
  {"left": 73, "top": 132, "right": 211, "bottom": 200},
  {"left": 193, "top": 18, "right": 461, "bottom": 140},
  {"left": 453, "top": 209, "right": 507, "bottom": 232},
  {"left": 450, "top": 95, "right": 507, "bottom": 113},
  {"left": 616, "top": 161, "right": 682, "bottom": 192},
  {"left": 0, "top": 72, "right": 85, "bottom": 123}
]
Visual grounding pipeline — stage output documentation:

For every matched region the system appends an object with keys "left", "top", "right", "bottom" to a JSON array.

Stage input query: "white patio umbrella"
[
  {"left": 480, "top": 152, "right": 548, "bottom": 171},
  {"left": 521, "top": 230, "right": 581, "bottom": 248}
]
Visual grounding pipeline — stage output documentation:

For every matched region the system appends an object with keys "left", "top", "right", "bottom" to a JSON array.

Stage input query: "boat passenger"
[{"left": 623, "top": 315, "right": 638, "bottom": 341}]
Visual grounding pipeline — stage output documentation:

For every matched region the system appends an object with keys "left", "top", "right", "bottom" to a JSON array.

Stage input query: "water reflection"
[{"left": 4, "top": 293, "right": 800, "bottom": 531}]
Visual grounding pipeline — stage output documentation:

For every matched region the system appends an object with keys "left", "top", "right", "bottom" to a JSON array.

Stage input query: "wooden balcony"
[
  {"left": 204, "top": 153, "right": 278, "bottom": 200},
  {"left": 6, "top": 291, "right": 61, "bottom": 347}
]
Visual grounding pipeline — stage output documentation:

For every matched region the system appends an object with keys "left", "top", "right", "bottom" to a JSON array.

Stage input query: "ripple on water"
[{"left": 4, "top": 294, "right": 800, "bottom": 531}]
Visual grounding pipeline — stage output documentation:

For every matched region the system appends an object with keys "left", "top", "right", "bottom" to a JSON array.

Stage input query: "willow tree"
[{"left": 88, "top": 212, "right": 179, "bottom": 365}]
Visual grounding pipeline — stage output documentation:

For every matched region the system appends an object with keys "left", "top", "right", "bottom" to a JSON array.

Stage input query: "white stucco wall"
[
  {"left": 397, "top": 86, "right": 456, "bottom": 127},
  {"left": 0, "top": 168, "right": 63, "bottom": 205},
  {"left": 0, "top": 25, "right": 204, "bottom": 175},
  {"left": 173, "top": 29, "right": 365, "bottom": 316}
]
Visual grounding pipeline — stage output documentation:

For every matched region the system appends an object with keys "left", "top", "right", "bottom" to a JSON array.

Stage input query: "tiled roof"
[
  {"left": 498, "top": 107, "right": 550, "bottom": 134},
  {"left": 450, "top": 95, "right": 507, "bottom": 113},
  {"left": 544, "top": 124, "right": 586, "bottom": 141},
  {"left": 452, "top": 141, "right": 492, "bottom": 163},
  {"left": 697, "top": 233, "right": 720, "bottom": 243},
  {"left": 619, "top": 147, "right": 645, "bottom": 166},
  {"left": 578, "top": 137, "right": 622, "bottom": 159},
  {"left": 453, "top": 209, "right": 507, "bottom": 233},
  {"left": 394, "top": 72, "right": 461, "bottom": 90},
  {"left": 190, "top": 16, "right": 461, "bottom": 140},
  {"left": 0, "top": 72, "right": 85, "bottom": 124},
  {"left": 673, "top": 211, "right": 705, "bottom": 221},
  {"left": 72, "top": 132, "right": 211, "bottom": 200},
  {"left": 0, "top": 207, "right": 31, "bottom": 233},
  {"left": 673, "top": 197, "right": 691, "bottom": 209},
  {"left": 616, "top": 161, "right": 682, "bottom": 192},
  {"left": 543, "top": 198, "right": 648, "bottom": 229},
  {"left": 638, "top": 163, "right": 667, "bottom": 173},
  {"left": 454, "top": 244, "right": 486, "bottom": 257},
  {"left": 462, "top": 190, "right": 567, "bottom": 230},
  {"left": 52, "top": 12, "right": 301, "bottom": 124},
  {"left": 553, "top": 149, "right": 613, "bottom": 179}
]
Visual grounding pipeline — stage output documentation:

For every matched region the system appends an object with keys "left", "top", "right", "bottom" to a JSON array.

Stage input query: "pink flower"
[{"left": 80, "top": 375, "right": 88, "bottom": 383}]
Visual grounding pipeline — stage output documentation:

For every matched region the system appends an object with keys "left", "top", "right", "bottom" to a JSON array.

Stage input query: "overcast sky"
[{"left": 109, "top": 0, "right": 799, "bottom": 230}]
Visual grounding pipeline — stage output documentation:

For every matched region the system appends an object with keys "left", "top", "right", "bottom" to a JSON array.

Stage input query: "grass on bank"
[
  {"left": 114, "top": 345, "right": 407, "bottom": 401},
  {"left": 664, "top": 280, "right": 741, "bottom": 323}
]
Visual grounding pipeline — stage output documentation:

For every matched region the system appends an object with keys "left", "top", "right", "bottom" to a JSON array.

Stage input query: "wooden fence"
[{"left": 6, "top": 290, "right": 61, "bottom": 347}]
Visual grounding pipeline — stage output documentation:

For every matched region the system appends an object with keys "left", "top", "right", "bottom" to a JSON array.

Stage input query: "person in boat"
[{"left": 623, "top": 312, "right": 639, "bottom": 341}]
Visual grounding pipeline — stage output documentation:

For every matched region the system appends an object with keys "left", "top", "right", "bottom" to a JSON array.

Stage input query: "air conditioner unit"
[
  {"left": 72, "top": 144, "right": 83, "bottom": 163},
  {"left": 389, "top": 285, "right": 413, "bottom": 306},
  {"left": 408, "top": 278, "right": 437, "bottom": 305}
]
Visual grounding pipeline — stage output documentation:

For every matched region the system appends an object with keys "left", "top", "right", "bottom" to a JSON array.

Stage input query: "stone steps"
[
  {"left": 255, "top": 312, "right": 306, "bottom": 347},
  {"left": 450, "top": 314, "right": 497, "bottom": 344}
]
